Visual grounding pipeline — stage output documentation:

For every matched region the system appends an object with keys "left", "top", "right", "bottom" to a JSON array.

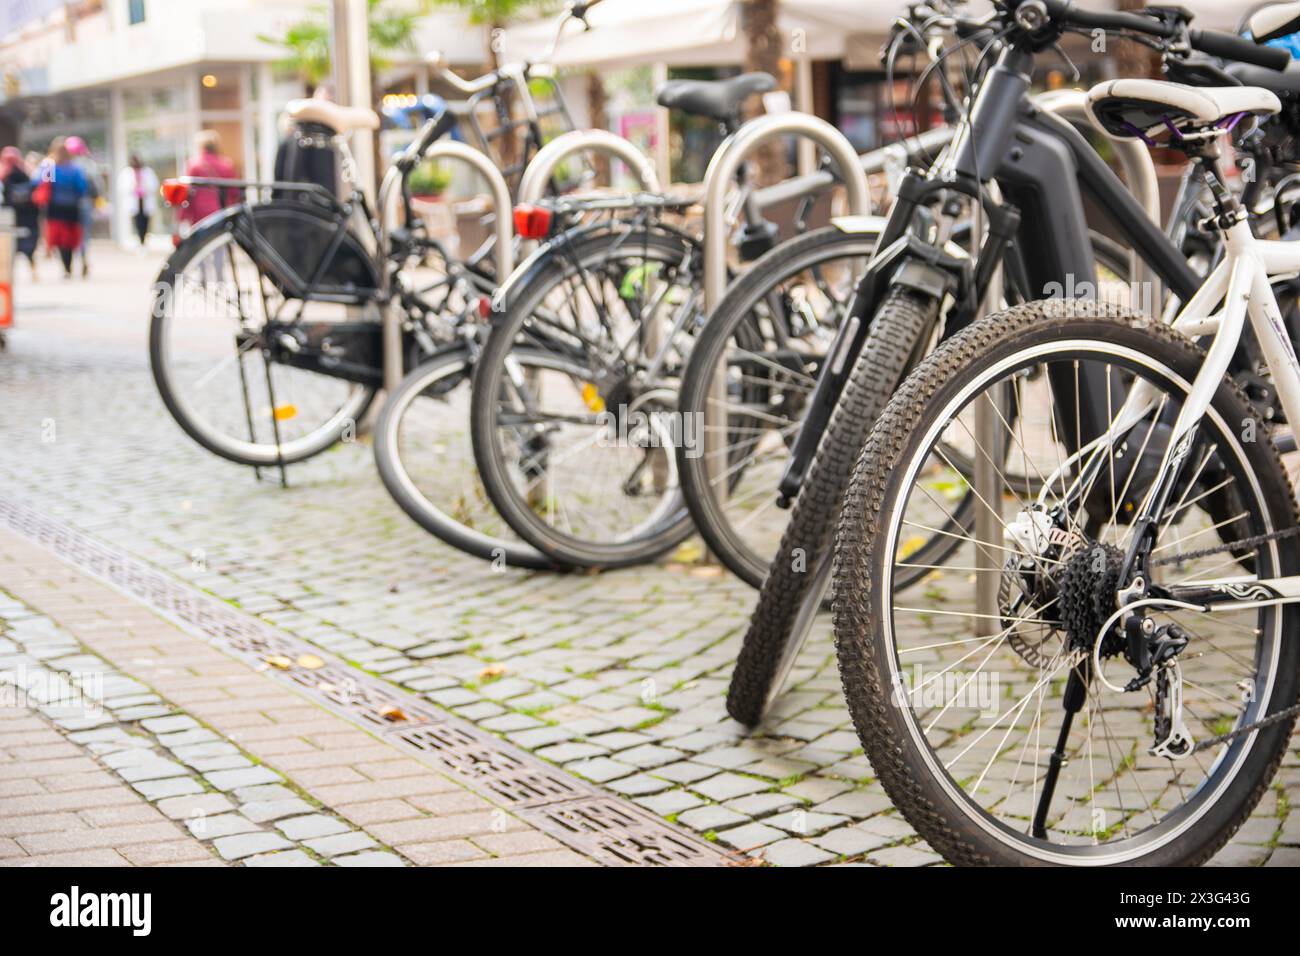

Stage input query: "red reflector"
[
  {"left": 512, "top": 203, "right": 552, "bottom": 240},
  {"left": 476, "top": 296, "right": 493, "bottom": 319},
  {"left": 160, "top": 180, "right": 190, "bottom": 206}
]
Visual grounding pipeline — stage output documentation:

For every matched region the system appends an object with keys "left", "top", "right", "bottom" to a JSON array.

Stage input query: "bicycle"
[
  {"left": 673, "top": 0, "right": 1160, "bottom": 596},
  {"left": 834, "top": 0, "right": 1300, "bottom": 865},
  {"left": 459, "top": 71, "right": 876, "bottom": 570},
  {"left": 725, "top": 0, "right": 1300, "bottom": 727}
]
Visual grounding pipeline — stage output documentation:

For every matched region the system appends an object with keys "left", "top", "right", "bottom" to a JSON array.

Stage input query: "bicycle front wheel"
[
  {"left": 374, "top": 348, "right": 560, "bottom": 571},
  {"left": 677, "top": 225, "right": 875, "bottom": 587},
  {"left": 835, "top": 298, "right": 1300, "bottom": 865}
]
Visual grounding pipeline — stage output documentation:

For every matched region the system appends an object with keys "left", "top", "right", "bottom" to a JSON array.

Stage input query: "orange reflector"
[
  {"left": 580, "top": 383, "right": 605, "bottom": 413},
  {"left": 160, "top": 180, "right": 190, "bottom": 206},
  {"left": 273, "top": 404, "right": 298, "bottom": 421},
  {"left": 0, "top": 283, "right": 11, "bottom": 330}
]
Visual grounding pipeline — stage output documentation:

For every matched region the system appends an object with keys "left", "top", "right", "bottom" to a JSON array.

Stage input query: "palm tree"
[
  {"left": 261, "top": 0, "right": 428, "bottom": 93},
  {"left": 741, "top": 0, "right": 784, "bottom": 185}
]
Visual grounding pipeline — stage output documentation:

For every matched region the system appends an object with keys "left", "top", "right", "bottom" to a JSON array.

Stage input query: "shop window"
[{"left": 128, "top": 0, "right": 146, "bottom": 25}]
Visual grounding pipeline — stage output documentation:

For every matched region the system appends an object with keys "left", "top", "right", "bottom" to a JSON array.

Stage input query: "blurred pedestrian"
[
  {"left": 1, "top": 146, "right": 40, "bottom": 280},
  {"left": 179, "top": 130, "right": 238, "bottom": 230},
  {"left": 64, "top": 135, "right": 101, "bottom": 277},
  {"left": 116, "top": 154, "right": 158, "bottom": 250},
  {"left": 38, "top": 138, "right": 89, "bottom": 279}
]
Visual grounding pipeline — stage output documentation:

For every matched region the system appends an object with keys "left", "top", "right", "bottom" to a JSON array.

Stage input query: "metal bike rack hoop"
[
  {"left": 516, "top": 129, "right": 660, "bottom": 206},
  {"left": 703, "top": 113, "right": 871, "bottom": 313},
  {"left": 380, "top": 140, "right": 514, "bottom": 391}
]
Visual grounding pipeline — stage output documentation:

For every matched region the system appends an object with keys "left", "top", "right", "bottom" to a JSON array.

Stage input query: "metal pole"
[{"left": 331, "top": 0, "right": 375, "bottom": 198}]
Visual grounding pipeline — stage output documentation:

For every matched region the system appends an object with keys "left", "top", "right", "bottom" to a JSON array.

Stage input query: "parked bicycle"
[
  {"left": 725, "top": 0, "right": 1300, "bottom": 729},
  {"left": 830, "top": 0, "right": 1300, "bottom": 865}
]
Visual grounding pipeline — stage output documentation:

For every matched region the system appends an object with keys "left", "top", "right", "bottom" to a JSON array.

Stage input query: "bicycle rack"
[
  {"left": 517, "top": 128, "right": 660, "bottom": 204},
  {"left": 380, "top": 141, "right": 515, "bottom": 391},
  {"left": 700, "top": 114, "right": 871, "bottom": 533},
  {"left": 702, "top": 113, "right": 871, "bottom": 315}
]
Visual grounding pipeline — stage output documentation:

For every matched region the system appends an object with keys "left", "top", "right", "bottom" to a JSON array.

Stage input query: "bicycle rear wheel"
[
  {"left": 836, "top": 299, "right": 1300, "bottom": 864},
  {"left": 470, "top": 224, "right": 701, "bottom": 568},
  {"left": 151, "top": 222, "right": 375, "bottom": 467}
]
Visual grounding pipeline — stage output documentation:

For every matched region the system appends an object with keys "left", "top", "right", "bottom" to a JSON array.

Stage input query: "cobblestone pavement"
[
  {"left": 1, "top": 243, "right": 1298, "bottom": 865},
  {"left": 0, "top": 530, "right": 597, "bottom": 866}
]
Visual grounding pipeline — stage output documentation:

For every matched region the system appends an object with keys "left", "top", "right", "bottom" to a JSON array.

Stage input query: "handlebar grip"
[
  {"left": 1040, "top": 0, "right": 1174, "bottom": 38},
  {"left": 1189, "top": 28, "right": 1292, "bottom": 71}
]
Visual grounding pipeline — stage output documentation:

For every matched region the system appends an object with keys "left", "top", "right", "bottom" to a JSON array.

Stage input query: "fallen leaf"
[
  {"left": 479, "top": 664, "right": 507, "bottom": 680},
  {"left": 671, "top": 541, "right": 704, "bottom": 564},
  {"left": 689, "top": 565, "right": 723, "bottom": 578},
  {"left": 378, "top": 704, "right": 407, "bottom": 723},
  {"left": 297, "top": 654, "right": 325, "bottom": 670},
  {"left": 265, "top": 655, "right": 293, "bottom": 670}
]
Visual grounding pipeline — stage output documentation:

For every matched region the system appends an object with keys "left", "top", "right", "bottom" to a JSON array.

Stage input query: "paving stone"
[
  {"left": 811, "top": 825, "right": 897, "bottom": 857},
  {"left": 605, "top": 773, "right": 673, "bottom": 796},
  {"left": 140, "top": 715, "right": 201, "bottom": 734},
  {"left": 535, "top": 742, "right": 606, "bottom": 762},
  {"left": 617, "top": 744, "right": 687, "bottom": 769},
  {"left": 117, "top": 758, "right": 191, "bottom": 782},
  {"left": 304, "top": 831, "right": 377, "bottom": 858},
  {"left": 187, "top": 812, "right": 260, "bottom": 839},
  {"left": 676, "top": 806, "right": 748, "bottom": 831},
  {"left": 242, "top": 801, "right": 326, "bottom": 832},
  {"left": 212, "top": 832, "right": 293, "bottom": 861},
  {"left": 769, "top": 810, "right": 849, "bottom": 836},
  {"left": 649, "top": 761, "right": 718, "bottom": 784},
  {"left": 276, "top": 814, "right": 350, "bottom": 840},
  {"left": 725, "top": 793, "right": 803, "bottom": 817},
  {"left": 243, "top": 850, "right": 320, "bottom": 867},
  {"left": 132, "top": 777, "right": 204, "bottom": 801},
  {"left": 232, "top": 784, "right": 297, "bottom": 804},
  {"left": 692, "top": 773, "right": 769, "bottom": 802},
  {"left": 635, "top": 790, "right": 706, "bottom": 817},
  {"left": 155, "top": 793, "right": 237, "bottom": 820},
  {"left": 871, "top": 844, "right": 943, "bottom": 867},
  {"left": 760, "top": 838, "right": 836, "bottom": 867},
  {"left": 715, "top": 822, "right": 786, "bottom": 850},
  {"left": 334, "top": 851, "right": 406, "bottom": 867},
  {"left": 204, "top": 766, "right": 283, "bottom": 792},
  {"left": 566, "top": 757, "right": 636, "bottom": 783}
]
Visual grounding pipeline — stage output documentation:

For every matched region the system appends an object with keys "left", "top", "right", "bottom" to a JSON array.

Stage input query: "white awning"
[
  {"left": 498, "top": 0, "right": 898, "bottom": 68},
  {"left": 500, "top": 0, "right": 1272, "bottom": 69}
]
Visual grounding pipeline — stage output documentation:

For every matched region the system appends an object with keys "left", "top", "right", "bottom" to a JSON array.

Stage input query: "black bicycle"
[{"left": 726, "top": 0, "right": 1300, "bottom": 728}]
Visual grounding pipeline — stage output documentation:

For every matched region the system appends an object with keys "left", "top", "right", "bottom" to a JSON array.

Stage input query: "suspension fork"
[{"left": 775, "top": 176, "right": 1018, "bottom": 506}]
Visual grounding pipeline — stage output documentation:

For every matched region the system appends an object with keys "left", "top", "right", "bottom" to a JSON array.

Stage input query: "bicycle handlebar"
[
  {"left": 1036, "top": 0, "right": 1290, "bottom": 71},
  {"left": 395, "top": 109, "right": 458, "bottom": 173},
  {"left": 1189, "top": 28, "right": 1290, "bottom": 71},
  {"left": 425, "top": 51, "right": 498, "bottom": 95}
]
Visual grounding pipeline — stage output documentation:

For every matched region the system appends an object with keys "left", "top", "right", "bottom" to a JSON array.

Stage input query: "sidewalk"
[{"left": 0, "top": 527, "right": 597, "bottom": 867}]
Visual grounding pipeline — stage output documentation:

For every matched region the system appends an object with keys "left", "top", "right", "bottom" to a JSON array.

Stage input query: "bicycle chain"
[
  {"left": 1145, "top": 525, "right": 1300, "bottom": 751},
  {"left": 1149, "top": 524, "right": 1300, "bottom": 566}
]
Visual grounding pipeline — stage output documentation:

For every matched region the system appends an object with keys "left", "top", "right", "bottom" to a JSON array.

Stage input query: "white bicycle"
[{"left": 832, "top": 68, "right": 1300, "bottom": 864}]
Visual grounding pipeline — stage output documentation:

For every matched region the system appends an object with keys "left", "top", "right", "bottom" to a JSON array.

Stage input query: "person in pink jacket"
[{"left": 179, "top": 130, "right": 238, "bottom": 227}]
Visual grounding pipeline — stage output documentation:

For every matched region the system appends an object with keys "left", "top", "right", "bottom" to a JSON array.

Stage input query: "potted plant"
[{"left": 408, "top": 160, "right": 452, "bottom": 201}]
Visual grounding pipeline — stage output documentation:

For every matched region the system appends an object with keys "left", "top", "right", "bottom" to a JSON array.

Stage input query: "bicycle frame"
[{"left": 1041, "top": 214, "right": 1300, "bottom": 616}]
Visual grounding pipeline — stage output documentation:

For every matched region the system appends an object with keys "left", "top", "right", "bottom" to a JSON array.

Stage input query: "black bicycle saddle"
[{"left": 655, "top": 73, "right": 776, "bottom": 125}]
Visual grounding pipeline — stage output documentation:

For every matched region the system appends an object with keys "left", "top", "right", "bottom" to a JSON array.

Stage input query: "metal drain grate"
[{"left": 0, "top": 494, "right": 726, "bottom": 867}]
